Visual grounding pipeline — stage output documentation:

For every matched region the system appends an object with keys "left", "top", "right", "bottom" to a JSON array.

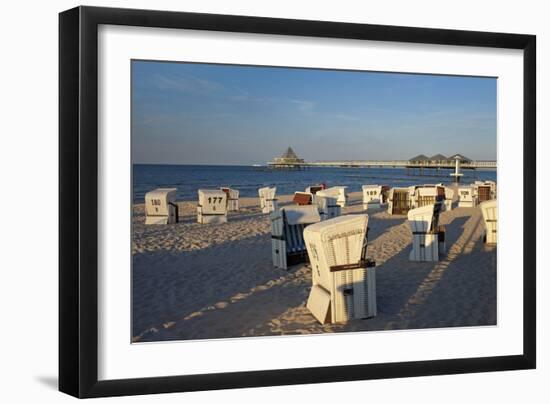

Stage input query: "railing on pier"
[{"left": 267, "top": 160, "right": 496, "bottom": 169}]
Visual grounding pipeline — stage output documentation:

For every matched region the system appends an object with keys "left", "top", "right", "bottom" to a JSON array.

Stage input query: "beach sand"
[{"left": 132, "top": 191, "right": 496, "bottom": 342}]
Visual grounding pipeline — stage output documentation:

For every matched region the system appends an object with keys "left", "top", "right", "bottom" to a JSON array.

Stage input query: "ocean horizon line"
[{"left": 133, "top": 162, "right": 262, "bottom": 167}]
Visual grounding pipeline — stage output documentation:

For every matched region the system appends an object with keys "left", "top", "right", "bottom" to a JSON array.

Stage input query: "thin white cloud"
[
  {"left": 134, "top": 113, "right": 178, "bottom": 126},
  {"left": 225, "top": 85, "right": 250, "bottom": 101},
  {"left": 226, "top": 94, "right": 274, "bottom": 103},
  {"left": 225, "top": 95, "right": 315, "bottom": 115},
  {"left": 154, "top": 73, "right": 222, "bottom": 94},
  {"left": 335, "top": 114, "right": 360, "bottom": 121},
  {"left": 227, "top": 95, "right": 249, "bottom": 101},
  {"left": 290, "top": 99, "right": 315, "bottom": 115}
]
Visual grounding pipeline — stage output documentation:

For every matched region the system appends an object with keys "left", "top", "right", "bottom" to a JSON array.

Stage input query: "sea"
[{"left": 133, "top": 164, "right": 497, "bottom": 203}]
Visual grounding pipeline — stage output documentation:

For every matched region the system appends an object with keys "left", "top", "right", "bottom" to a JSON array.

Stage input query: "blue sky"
[{"left": 132, "top": 60, "right": 497, "bottom": 165}]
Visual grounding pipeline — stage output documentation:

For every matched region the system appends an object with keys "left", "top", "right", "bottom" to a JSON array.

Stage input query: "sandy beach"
[{"left": 132, "top": 190, "right": 496, "bottom": 342}]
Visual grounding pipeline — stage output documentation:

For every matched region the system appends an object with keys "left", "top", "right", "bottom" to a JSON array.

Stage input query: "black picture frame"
[{"left": 59, "top": 6, "right": 536, "bottom": 398}]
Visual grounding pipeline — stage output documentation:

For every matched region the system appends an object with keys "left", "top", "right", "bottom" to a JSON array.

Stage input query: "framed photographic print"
[{"left": 59, "top": 6, "right": 536, "bottom": 398}]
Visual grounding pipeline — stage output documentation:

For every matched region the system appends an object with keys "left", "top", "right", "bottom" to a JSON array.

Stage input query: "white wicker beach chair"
[
  {"left": 197, "top": 189, "right": 228, "bottom": 224},
  {"left": 362, "top": 185, "right": 384, "bottom": 210},
  {"left": 305, "top": 185, "right": 325, "bottom": 194},
  {"left": 293, "top": 191, "right": 313, "bottom": 205},
  {"left": 317, "top": 186, "right": 348, "bottom": 207},
  {"left": 407, "top": 202, "right": 446, "bottom": 261},
  {"left": 474, "top": 181, "right": 497, "bottom": 202},
  {"left": 444, "top": 187, "right": 455, "bottom": 211},
  {"left": 408, "top": 186, "right": 418, "bottom": 209},
  {"left": 304, "top": 214, "right": 376, "bottom": 324},
  {"left": 220, "top": 187, "right": 239, "bottom": 211},
  {"left": 485, "top": 180, "right": 497, "bottom": 199},
  {"left": 270, "top": 205, "right": 321, "bottom": 270},
  {"left": 145, "top": 188, "right": 178, "bottom": 225},
  {"left": 458, "top": 185, "right": 477, "bottom": 208},
  {"left": 415, "top": 185, "right": 445, "bottom": 208},
  {"left": 312, "top": 194, "right": 341, "bottom": 220},
  {"left": 387, "top": 187, "right": 411, "bottom": 215},
  {"left": 475, "top": 184, "right": 492, "bottom": 203},
  {"left": 480, "top": 199, "right": 498, "bottom": 244},
  {"left": 259, "top": 186, "right": 278, "bottom": 213}
]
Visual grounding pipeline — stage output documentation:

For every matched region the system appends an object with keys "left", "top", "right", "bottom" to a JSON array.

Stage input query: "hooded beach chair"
[
  {"left": 305, "top": 184, "right": 325, "bottom": 195},
  {"left": 197, "top": 189, "right": 228, "bottom": 224},
  {"left": 304, "top": 214, "right": 376, "bottom": 324},
  {"left": 474, "top": 181, "right": 496, "bottom": 202},
  {"left": 485, "top": 180, "right": 497, "bottom": 199},
  {"left": 458, "top": 185, "right": 477, "bottom": 208},
  {"left": 387, "top": 187, "right": 411, "bottom": 215},
  {"left": 444, "top": 187, "right": 455, "bottom": 211},
  {"left": 362, "top": 185, "right": 386, "bottom": 210},
  {"left": 475, "top": 184, "right": 492, "bottom": 203},
  {"left": 317, "top": 186, "right": 348, "bottom": 208},
  {"left": 407, "top": 202, "right": 446, "bottom": 261},
  {"left": 480, "top": 199, "right": 498, "bottom": 244},
  {"left": 381, "top": 185, "right": 390, "bottom": 204},
  {"left": 293, "top": 191, "right": 313, "bottom": 205},
  {"left": 144, "top": 188, "right": 179, "bottom": 225},
  {"left": 220, "top": 187, "right": 239, "bottom": 211},
  {"left": 258, "top": 186, "right": 278, "bottom": 213},
  {"left": 313, "top": 193, "right": 341, "bottom": 221},
  {"left": 270, "top": 205, "right": 321, "bottom": 270},
  {"left": 408, "top": 186, "right": 419, "bottom": 209},
  {"left": 414, "top": 185, "right": 445, "bottom": 208}
]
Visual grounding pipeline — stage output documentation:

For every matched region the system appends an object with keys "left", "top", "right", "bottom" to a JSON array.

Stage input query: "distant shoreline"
[{"left": 132, "top": 165, "right": 497, "bottom": 202}]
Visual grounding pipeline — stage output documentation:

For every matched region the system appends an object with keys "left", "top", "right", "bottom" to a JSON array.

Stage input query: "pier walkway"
[{"left": 267, "top": 160, "right": 497, "bottom": 170}]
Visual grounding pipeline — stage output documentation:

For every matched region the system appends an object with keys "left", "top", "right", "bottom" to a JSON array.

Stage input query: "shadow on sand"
[{"left": 132, "top": 209, "right": 496, "bottom": 342}]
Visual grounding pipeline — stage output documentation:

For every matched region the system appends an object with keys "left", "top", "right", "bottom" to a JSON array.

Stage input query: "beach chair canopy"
[
  {"left": 389, "top": 187, "right": 410, "bottom": 195},
  {"left": 198, "top": 189, "right": 227, "bottom": 201},
  {"left": 220, "top": 187, "right": 239, "bottom": 198},
  {"left": 293, "top": 191, "right": 313, "bottom": 205},
  {"left": 388, "top": 187, "right": 411, "bottom": 214},
  {"left": 480, "top": 199, "right": 497, "bottom": 222},
  {"left": 281, "top": 205, "right": 321, "bottom": 225},
  {"left": 363, "top": 185, "right": 384, "bottom": 207},
  {"left": 317, "top": 186, "right": 346, "bottom": 197},
  {"left": 258, "top": 186, "right": 276, "bottom": 199},
  {"left": 304, "top": 214, "right": 369, "bottom": 292},
  {"left": 198, "top": 189, "right": 227, "bottom": 214},
  {"left": 304, "top": 214, "right": 369, "bottom": 265},
  {"left": 476, "top": 185, "right": 492, "bottom": 202},
  {"left": 362, "top": 184, "right": 382, "bottom": 192},
  {"left": 363, "top": 185, "right": 382, "bottom": 195},
  {"left": 145, "top": 188, "right": 177, "bottom": 216},
  {"left": 270, "top": 205, "right": 321, "bottom": 269},
  {"left": 313, "top": 193, "right": 337, "bottom": 207},
  {"left": 407, "top": 203, "right": 442, "bottom": 233},
  {"left": 305, "top": 185, "right": 325, "bottom": 194},
  {"left": 458, "top": 186, "right": 474, "bottom": 196},
  {"left": 416, "top": 187, "right": 438, "bottom": 197},
  {"left": 479, "top": 199, "right": 498, "bottom": 244}
]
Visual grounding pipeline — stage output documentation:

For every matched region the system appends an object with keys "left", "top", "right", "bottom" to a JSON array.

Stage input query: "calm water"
[{"left": 133, "top": 164, "right": 497, "bottom": 203}]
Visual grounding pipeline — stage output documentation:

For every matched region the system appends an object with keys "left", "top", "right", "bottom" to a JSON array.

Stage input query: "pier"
[
  {"left": 267, "top": 148, "right": 496, "bottom": 171},
  {"left": 286, "top": 160, "right": 496, "bottom": 169}
]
